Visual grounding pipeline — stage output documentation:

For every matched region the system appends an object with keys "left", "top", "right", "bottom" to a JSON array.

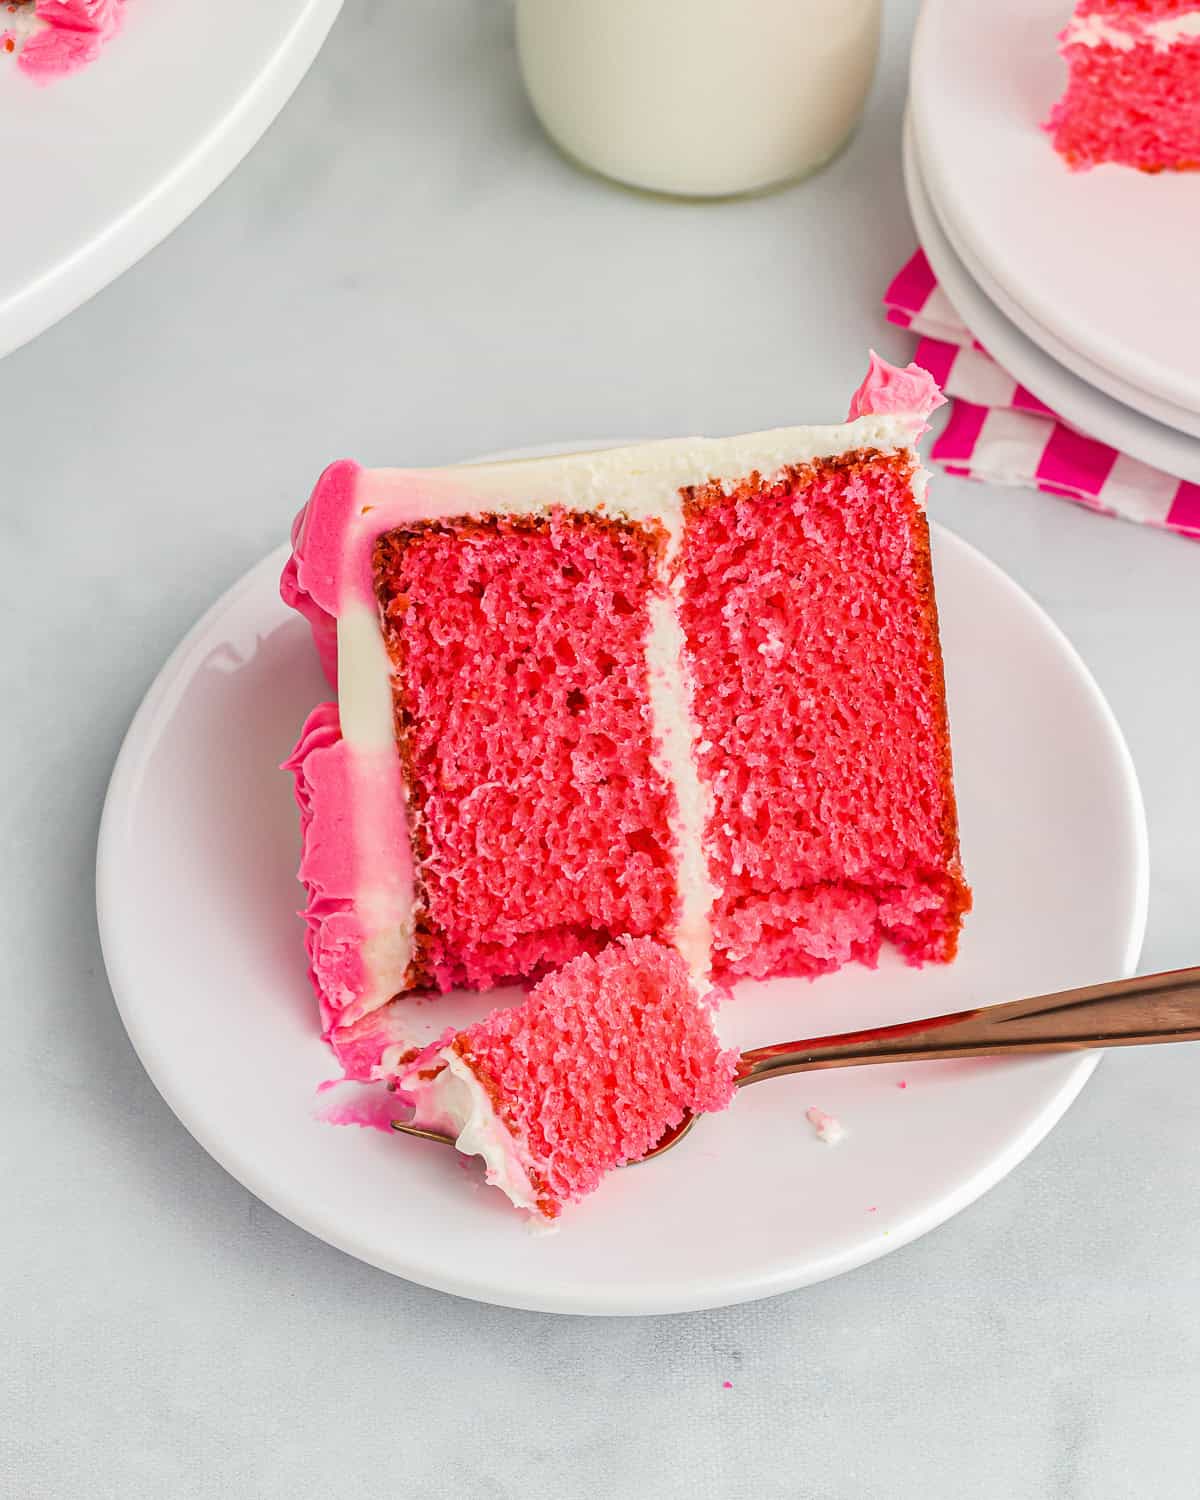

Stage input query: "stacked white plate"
[{"left": 907, "top": 0, "right": 1200, "bottom": 484}]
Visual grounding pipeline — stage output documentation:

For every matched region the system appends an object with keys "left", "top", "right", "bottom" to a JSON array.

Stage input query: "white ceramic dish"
[
  {"left": 903, "top": 119, "right": 1200, "bottom": 482},
  {"left": 97, "top": 462, "right": 1147, "bottom": 1315},
  {"left": 0, "top": 0, "right": 342, "bottom": 360},
  {"left": 910, "top": 0, "right": 1200, "bottom": 419},
  {"left": 906, "top": 115, "right": 1200, "bottom": 448}
]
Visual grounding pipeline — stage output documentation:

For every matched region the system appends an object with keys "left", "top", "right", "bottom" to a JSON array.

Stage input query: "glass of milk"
[{"left": 516, "top": 0, "right": 882, "bottom": 199}]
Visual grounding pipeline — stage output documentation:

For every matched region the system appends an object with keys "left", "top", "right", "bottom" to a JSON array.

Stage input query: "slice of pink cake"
[
  {"left": 1044, "top": 1, "right": 1200, "bottom": 171},
  {"left": 282, "top": 356, "right": 970, "bottom": 1073},
  {"left": 397, "top": 937, "right": 739, "bottom": 1218}
]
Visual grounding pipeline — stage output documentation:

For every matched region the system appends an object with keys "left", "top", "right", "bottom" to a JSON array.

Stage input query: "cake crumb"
[{"left": 806, "top": 1106, "right": 846, "bottom": 1146}]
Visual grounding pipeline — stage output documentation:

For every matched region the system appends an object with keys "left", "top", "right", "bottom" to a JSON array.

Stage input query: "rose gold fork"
[{"left": 391, "top": 965, "right": 1200, "bottom": 1163}]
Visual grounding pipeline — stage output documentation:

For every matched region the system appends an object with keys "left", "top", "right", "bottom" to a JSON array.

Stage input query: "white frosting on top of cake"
[
  {"left": 358, "top": 415, "right": 919, "bottom": 566},
  {"left": 406, "top": 1049, "right": 540, "bottom": 1213},
  {"left": 332, "top": 415, "right": 923, "bottom": 1007},
  {"left": 1063, "top": 10, "right": 1200, "bottom": 49}
]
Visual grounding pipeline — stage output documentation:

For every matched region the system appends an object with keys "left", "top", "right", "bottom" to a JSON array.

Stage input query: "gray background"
[{"left": 3, "top": 2, "right": 1197, "bottom": 1496}]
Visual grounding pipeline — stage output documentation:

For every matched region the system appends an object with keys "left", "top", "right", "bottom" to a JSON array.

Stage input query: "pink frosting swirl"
[
  {"left": 282, "top": 702, "right": 371, "bottom": 1037},
  {"left": 847, "top": 351, "right": 947, "bottom": 435},
  {"left": 279, "top": 460, "right": 362, "bottom": 689},
  {"left": 14, "top": 0, "right": 125, "bottom": 80}
]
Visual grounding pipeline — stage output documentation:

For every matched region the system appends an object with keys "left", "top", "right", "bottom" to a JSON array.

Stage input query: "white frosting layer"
[
  {"left": 1151, "top": 12, "right": 1200, "bottom": 44},
  {"left": 338, "top": 606, "right": 400, "bottom": 750},
  {"left": 644, "top": 591, "right": 720, "bottom": 989},
  {"left": 360, "top": 922, "right": 414, "bottom": 1019},
  {"left": 337, "top": 416, "right": 921, "bottom": 1004},
  {"left": 1065, "top": 14, "right": 1136, "bottom": 48},
  {"left": 407, "top": 1049, "right": 540, "bottom": 1213},
  {"left": 337, "top": 608, "right": 415, "bottom": 1005},
  {"left": 1064, "top": 10, "right": 1200, "bottom": 50}
]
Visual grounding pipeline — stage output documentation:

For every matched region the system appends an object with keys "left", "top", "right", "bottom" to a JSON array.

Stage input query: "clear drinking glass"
[{"left": 517, "top": 0, "right": 882, "bottom": 199}]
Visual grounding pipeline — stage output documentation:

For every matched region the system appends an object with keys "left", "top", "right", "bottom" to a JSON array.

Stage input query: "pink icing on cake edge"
[
  {"left": 282, "top": 700, "right": 415, "bottom": 1040},
  {"left": 282, "top": 702, "right": 368, "bottom": 1035},
  {"left": 282, "top": 459, "right": 495, "bottom": 1045},
  {"left": 280, "top": 460, "right": 361, "bottom": 689},
  {"left": 847, "top": 351, "right": 947, "bottom": 435},
  {"left": 11, "top": 0, "right": 125, "bottom": 81},
  {"left": 283, "top": 457, "right": 504, "bottom": 623}
]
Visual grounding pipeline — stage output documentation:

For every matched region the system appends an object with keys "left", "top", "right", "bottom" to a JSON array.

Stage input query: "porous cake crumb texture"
[
  {"left": 1046, "top": 0, "right": 1200, "bottom": 171},
  {"left": 374, "top": 514, "right": 679, "bottom": 993},
  {"left": 454, "top": 936, "right": 738, "bottom": 1216},
  {"left": 681, "top": 453, "right": 970, "bottom": 980}
]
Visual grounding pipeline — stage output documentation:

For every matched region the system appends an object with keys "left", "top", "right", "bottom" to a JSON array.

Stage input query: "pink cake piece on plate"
[
  {"left": 282, "top": 355, "right": 970, "bottom": 1079},
  {"left": 397, "top": 937, "right": 739, "bottom": 1219},
  {"left": 1044, "top": 0, "right": 1200, "bottom": 170}
]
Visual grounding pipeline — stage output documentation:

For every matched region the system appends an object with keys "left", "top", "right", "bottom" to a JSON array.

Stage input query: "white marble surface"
[{"left": 2, "top": 2, "right": 1198, "bottom": 1496}]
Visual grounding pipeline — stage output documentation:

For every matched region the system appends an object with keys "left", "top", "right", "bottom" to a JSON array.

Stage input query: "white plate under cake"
[{"left": 97, "top": 411, "right": 1146, "bottom": 1309}]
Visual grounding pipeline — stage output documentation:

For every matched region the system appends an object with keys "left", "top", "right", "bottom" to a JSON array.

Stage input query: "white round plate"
[
  {"left": 0, "top": 0, "right": 343, "bottom": 360},
  {"left": 97, "top": 473, "right": 1148, "bottom": 1315},
  {"left": 910, "top": 0, "right": 1200, "bottom": 419},
  {"left": 906, "top": 115, "right": 1200, "bottom": 449},
  {"left": 903, "top": 120, "right": 1200, "bottom": 482}
]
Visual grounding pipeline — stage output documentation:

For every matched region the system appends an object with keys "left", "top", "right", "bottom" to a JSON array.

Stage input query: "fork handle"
[{"left": 735, "top": 965, "right": 1200, "bottom": 1087}]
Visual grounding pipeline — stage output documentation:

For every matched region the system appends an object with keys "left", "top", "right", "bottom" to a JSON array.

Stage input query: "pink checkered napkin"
[{"left": 884, "top": 249, "right": 1200, "bottom": 541}]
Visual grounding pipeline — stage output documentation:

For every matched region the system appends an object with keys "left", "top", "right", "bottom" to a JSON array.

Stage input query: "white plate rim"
[{"left": 96, "top": 511, "right": 1149, "bottom": 1316}]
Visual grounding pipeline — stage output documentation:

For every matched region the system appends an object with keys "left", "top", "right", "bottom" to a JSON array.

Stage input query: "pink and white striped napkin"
[{"left": 885, "top": 249, "right": 1200, "bottom": 541}]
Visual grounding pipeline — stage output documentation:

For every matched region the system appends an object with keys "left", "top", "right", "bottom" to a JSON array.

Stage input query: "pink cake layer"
[
  {"left": 1045, "top": 1, "right": 1200, "bottom": 171},
  {"left": 680, "top": 449, "right": 969, "bottom": 980},
  {"left": 372, "top": 513, "right": 680, "bottom": 992},
  {"left": 1071, "top": 1, "right": 1199, "bottom": 17},
  {"left": 403, "top": 937, "right": 739, "bottom": 1218}
]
